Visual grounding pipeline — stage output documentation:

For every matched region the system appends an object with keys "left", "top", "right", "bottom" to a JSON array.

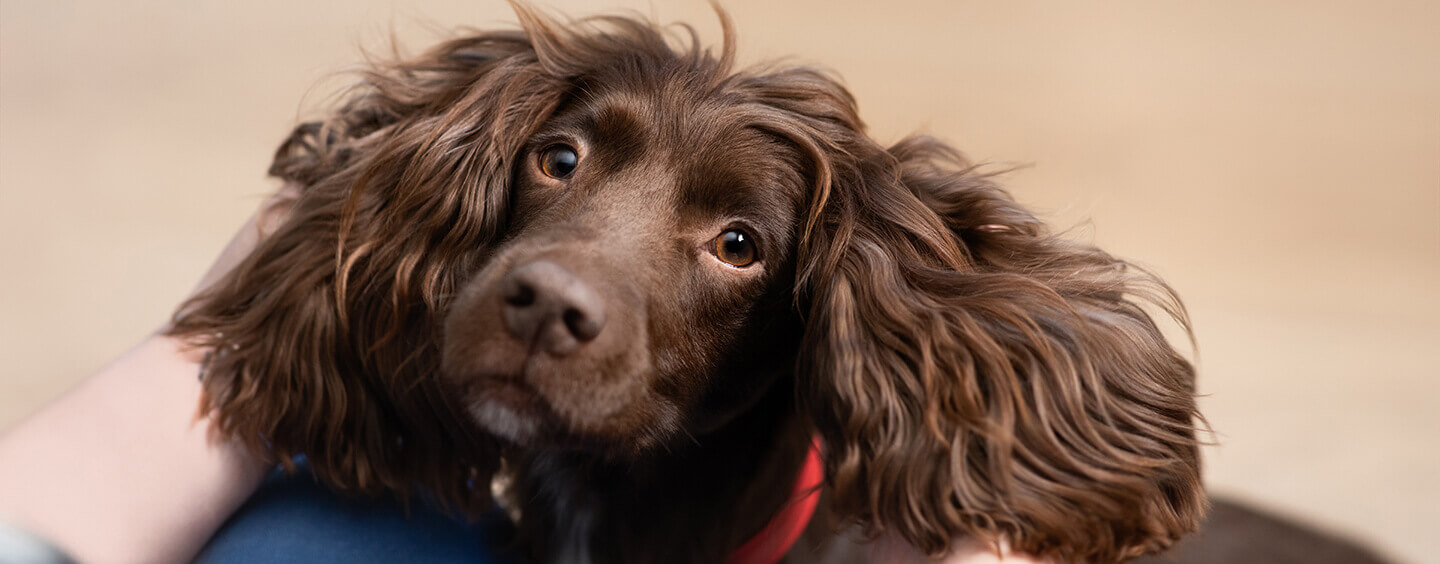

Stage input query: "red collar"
[{"left": 728, "top": 438, "right": 824, "bottom": 564}]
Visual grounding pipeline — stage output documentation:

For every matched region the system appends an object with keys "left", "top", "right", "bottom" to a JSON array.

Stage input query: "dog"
[{"left": 170, "top": 6, "right": 1206, "bottom": 563}]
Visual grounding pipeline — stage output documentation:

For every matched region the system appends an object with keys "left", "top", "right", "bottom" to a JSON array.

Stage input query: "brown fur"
[{"left": 169, "top": 5, "right": 1204, "bottom": 562}]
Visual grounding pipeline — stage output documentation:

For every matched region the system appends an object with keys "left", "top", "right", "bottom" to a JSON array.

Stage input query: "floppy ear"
[
  {"left": 166, "top": 28, "right": 568, "bottom": 513},
  {"left": 799, "top": 136, "right": 1204, "bottom": 561}
]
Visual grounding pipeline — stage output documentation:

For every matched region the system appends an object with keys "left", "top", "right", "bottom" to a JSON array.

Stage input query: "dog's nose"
[{"left": 500, "top": 260, "right": 607, "bottom": 354}]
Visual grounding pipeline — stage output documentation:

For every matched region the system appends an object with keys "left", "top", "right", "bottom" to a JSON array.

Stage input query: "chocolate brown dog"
[{"left": 171, "top": 6, "right": 1205, "bottom": 562}]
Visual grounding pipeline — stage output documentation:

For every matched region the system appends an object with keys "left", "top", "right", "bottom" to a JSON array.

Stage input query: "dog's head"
[
  {"left": 172, "top": 6, "right": 1203, "bottom": 561},
  {"left": 437, "top": 18, "right": 814, "bottom": 450}
]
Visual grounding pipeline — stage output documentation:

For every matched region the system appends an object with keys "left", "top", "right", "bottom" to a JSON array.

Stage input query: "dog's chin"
[
  {"left": 458, "top": 376, "right": 665, "bottom": 454},
  {"left": 464, "top": 379, "right": 550, "bottom": 444}
]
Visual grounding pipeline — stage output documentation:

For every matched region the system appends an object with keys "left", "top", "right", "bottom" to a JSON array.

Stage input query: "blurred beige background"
[{"left": 2, "top": 0, "right": 1436, "bottom": 561}]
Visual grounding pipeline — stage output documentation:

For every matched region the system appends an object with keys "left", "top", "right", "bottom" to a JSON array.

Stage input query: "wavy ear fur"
[
  {"left": 798, "top": 135, "right": 1204, "bottom": 561},
  {"left": 166, "top": 27, "right": 571, "bottom": 513}
]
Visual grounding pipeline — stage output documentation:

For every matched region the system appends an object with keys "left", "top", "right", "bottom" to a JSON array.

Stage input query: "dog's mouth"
[
  {"left": 452, "top": 367, "right": 665, "bottom": 454},
  {"left": 455, "top": 374, "right": 554, "bottom": 444}
]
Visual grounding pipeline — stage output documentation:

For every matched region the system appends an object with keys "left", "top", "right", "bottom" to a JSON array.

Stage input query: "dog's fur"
[{"left": 170, "top": 6, "right": 1204, "bottom": 563}]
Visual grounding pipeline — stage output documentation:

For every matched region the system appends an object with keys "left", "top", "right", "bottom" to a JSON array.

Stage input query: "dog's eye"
[
  {"left": 539, "top": 145, "right": 579, "bottom": 179},
  {"left": 712, "top": 230, "right": 757, "bottom": 267}
]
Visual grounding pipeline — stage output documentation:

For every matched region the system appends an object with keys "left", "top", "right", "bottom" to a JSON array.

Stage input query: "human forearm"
[{"left": 0, "top": 333, "right": 267, "bottom": 563}]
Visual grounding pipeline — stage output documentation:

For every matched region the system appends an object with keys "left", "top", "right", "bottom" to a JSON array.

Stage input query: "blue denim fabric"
[{"left": 196, "top": 461, "right": 508, "bottom": 564}]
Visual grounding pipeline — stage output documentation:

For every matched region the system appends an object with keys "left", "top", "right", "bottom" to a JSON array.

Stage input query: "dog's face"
[{"left": 442, "top": 82, "right": 807, "bottom": 450}]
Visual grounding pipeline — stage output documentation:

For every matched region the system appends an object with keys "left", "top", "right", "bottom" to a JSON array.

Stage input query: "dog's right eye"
[{"left": 539, "top": 145, "right": 579, "bottom": 179}]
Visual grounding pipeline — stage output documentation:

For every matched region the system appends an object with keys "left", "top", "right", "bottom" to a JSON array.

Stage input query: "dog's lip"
[
  {"left": 454, "top": 372, "right": 555, "bottom": 442},
  {"left": 474, "top": 377, "right": 541, "bottom": 407},
  {"left": 452, "top": 368, "right": 645, "bottom": 453},
  {"left": 458, "top": 372, "right": 542, "bottom": 409}
]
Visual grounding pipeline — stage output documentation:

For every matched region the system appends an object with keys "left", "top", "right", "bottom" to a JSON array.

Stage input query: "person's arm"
[
  {"left": 0, "top": 193, "right": 294, "bottom": 563},
  {"left": 0, "top": 334, "right": 267, "bottom": 563}
]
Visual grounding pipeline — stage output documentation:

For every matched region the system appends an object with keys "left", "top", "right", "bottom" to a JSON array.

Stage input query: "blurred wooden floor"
[{"left": 1, "top": 1, "right": 1435, "bottom": 561}]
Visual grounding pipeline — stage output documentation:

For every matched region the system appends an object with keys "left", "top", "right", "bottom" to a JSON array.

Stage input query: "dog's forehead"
[
  {"left": 548, "top": 82, "right": 809, "bottom": 213},
  {"left": 566, "top": 86, "right": 759, "bottom": 149}
]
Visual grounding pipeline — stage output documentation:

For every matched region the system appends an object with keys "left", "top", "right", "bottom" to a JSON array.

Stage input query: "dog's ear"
[
  {"left": 166, "top": 28, "right": 570, "bottom": 513},
  {"left": 797, "top": 135, "right": 1205, "bottom": 561}
]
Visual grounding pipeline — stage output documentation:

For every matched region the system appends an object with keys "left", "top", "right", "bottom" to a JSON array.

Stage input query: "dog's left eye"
[
  {"left": 539, "top": 145, "right": 579, "bottom": 179},
  {"left": 711, "top": 229, "right": 757, "bottom": 268}
]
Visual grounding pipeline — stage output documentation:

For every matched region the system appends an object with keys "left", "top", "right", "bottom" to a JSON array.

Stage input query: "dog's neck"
[{"left": 499, "top": 381, "right": 811, "bottom": 564}]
